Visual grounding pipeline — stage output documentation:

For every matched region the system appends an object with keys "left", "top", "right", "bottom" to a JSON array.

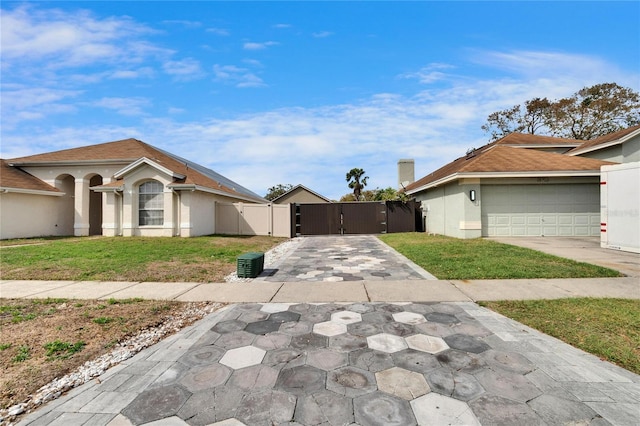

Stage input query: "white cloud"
[
  {"left": 162, "top": 20, "right": 201, "bottom": 28},
  {"left": 91, "top": 97, "right": 150, "bottom": 116},
  {"left": 398, "top": 63, "right": 455, "bottom": 84},
  {"left": 273, "top": 24, "right": 291, "bottom": 29},
  {"left": 206, "top": 27, "right": 230, "bottom": 36},
  {"left": 312, "top": 31, "right": 334, "bottom": 38},
  {"left": 243, "top": 41, "right": 279, "bottom": 50},
  {"left": 0, "top": 5, "right": 168, "bottom": 68},
  {"left": 163, "top": 58, "right": 205, "bottom": 80},
  {"left": 213, "top": 64, "right": 266, "bottom": 88}
]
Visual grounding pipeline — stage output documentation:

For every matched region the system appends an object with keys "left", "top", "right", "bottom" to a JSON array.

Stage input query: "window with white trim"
[{"left": 138, "top": 180, "right": 164, "bottom": 226}]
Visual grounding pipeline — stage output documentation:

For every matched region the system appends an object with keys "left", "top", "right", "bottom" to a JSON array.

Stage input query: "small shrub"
[
  {"left": 93, "top": 317, "right": 114, "bottom": 325},
  {"left": 44, "top": 340, "right": 86, "bottom": 360},
  {"left": 0, "top": 343, "right": 12, "bottom": 351},
  {"left": 13, "top": 346, "right": 30, "bottom": 363}
]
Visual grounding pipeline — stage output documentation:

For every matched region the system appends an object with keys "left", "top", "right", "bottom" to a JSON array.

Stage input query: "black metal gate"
[{"left": 292, "top": 200, "right": 422, "bottom": 236}]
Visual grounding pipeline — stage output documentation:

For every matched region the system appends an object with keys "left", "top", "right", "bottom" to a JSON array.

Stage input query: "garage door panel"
[{"left": 482, "top": 184, "right": 599, "bottom": 237}]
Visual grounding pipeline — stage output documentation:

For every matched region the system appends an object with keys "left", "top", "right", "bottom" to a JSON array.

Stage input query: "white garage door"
[{"left": 482, "top": 184, "right": 600, "bottom": 237}]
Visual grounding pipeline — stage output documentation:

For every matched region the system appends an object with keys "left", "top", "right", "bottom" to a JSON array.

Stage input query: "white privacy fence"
[{"left": 216, "top": 202, "right": 291, "bottom": 237}]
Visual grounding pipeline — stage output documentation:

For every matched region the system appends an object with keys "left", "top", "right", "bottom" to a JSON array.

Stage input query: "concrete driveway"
[{"left": 489, "top": 236, "right": 640, "bottom": 278}]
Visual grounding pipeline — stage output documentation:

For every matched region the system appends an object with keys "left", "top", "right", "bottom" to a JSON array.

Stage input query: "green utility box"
[{"left": 237, "top": 252, "right": 265, "bottom": 278}]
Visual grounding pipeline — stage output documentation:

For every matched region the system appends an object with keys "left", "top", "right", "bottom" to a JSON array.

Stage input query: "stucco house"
[
  {"left": 405, "top": 126, "right": 640, "bottom": 239},
  {"left": 0, "top": 138, "right": 266, "bottom": 239},
  {"left": 271, "top": 184, "right": 332, "bottom": 204}
]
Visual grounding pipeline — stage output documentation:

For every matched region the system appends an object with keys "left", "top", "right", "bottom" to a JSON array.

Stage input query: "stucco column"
[
  {"left": 121, "top": 185, "right": 135, "bottom": 237},
  {"left": 74, "top": 178, "right": 90, "bottom": 236},
  {"left": 162, "top": 188, "right": 175, "bottom": 237}
]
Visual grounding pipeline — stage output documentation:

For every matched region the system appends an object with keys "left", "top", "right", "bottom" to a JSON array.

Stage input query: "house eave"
[
  {"left": 406, "top": 170, "right": 603, "bottom": 194},
  {"left": 9, "top": 159, "right": 135, "bottom": 167},
  {"left": 0, "top": 187, "right": 64, "bottom": 196},
  {"left": 568, "top": 128, "right": 640, "bottom": 156},
  {"left": 113, "top": 157, "right": 186, "bottom": 180},
  {"left": 169, "top": 184, "right": 266, "bottom": 203}
]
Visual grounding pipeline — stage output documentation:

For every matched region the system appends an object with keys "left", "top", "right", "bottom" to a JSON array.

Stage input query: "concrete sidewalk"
[{"left": 2, "top": 277, "right": 639, "bottom": 303}]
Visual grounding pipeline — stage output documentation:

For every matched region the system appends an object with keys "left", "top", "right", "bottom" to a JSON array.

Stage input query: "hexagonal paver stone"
[
  {"left": 474, "top": 369, "right": 542, "bottom": 403},
  {"left": 382, "top": 322, "right": 415, "bottom": 337},
  {"left": 354, "top": 392, "right": 416, "bottom": 426},
  {"left": 376, "top": 367, "right": 430, "bottom": 400},
  {"left": 350, "top": 349, "right": 395, "bottom": 372},
  {"left": 484, "top": 350, "right": 535, "bottom": 375},
  {"left": 376, "top": 304, "right": 405, "bottom": 313},
  {"left": 313, "top": 321, "right": 347, "bottom": 337},
  {"left": 214, "top": 331, "right": 256, "bottom": 350},
  {"left": 405, "top": 334, "right": 449, "bottom": 354},
  {"left": 122, "top": 385, "right": 192, "bottom": 425},
  {"left": 179, "top": 363, "right": 231, "bottom": 392},
  {"left": 235, "top": 390, "right": 296, "bottom": 425},
  {"left": 425, "top": 368, "right": 485, "bottom": 402},
  {"left": 279, "top": 320, "right": 313, "bottom": 336},
  {"left": 263, "top": 348, "right": 306, "bottom": 370},
  {"left": 290, "top": 333, "right": 328, "bottom": 350},
  {"left": 209, "top": 419, "right": 246, "bottom": 425},
  {"left": 219, "top": 345, "right": 266, "bottom": 370},
  {"left": 177, "top": 385, "right": 245, "bottom": 424},
  {"left": 346, "top": 303, "right": 375, "bottom": 314},
  {"left": 411, "top": 393, "right": 480, "bottom": 425},
  {"left": 362, "top": 311, "right": 394, "bottom": 324},
  {"left": 426, "top": 312, "right": 460, "bottom": 324},
  {"left": 444, "top": 334, "right": 491, "bottom": 354},
  {"left": 252, "top": 332, "right": 291, "bottom": 350},
  {"left": 260, "top": 303, "right": 292, "bottom": 313},
  {"left": 212, "top": 320, "right": 248, "bottom": 333},
  {"left": 244, "top": 320, "right": 282, "bottom": 335},
  {"left": 348, "top": 322, "right": 383, "bottom": 337},
  {"left": 299, "top": 311, "right": 331, "bottom": 324},
  {"left": 178, "top": 345, "right": 225, "bottom": 367},
  {"left": 392, "top": 311, "right": 427, "bottom": 325},
  {"left": 367, "top": 333, "right": 408, "bottom": 353},
  {"left": 330, "top": 333, "right": 368, "bottom": 352},
  {"left": 327, "top": 366, "right": 377, "bottom": 397},
  {"left": 294, "top": 390, "right": 354, "bottom": 425},
  {"left": 331, "top": 310, "right": 362, "bottom": 324},
  {"left": 269, "top": 311, "right": 301, "bottom": 323},
  {"left": 414, "top": 321, "right": 455, "bottom": 338},
  {"left": 228, "top": 364, "right": 279, "bottom": 390},
  {"left": 237, "top": 310, "right": 269, "bottom": 323},
  {"left": 306, "top": 348, "right": 348, "bottom": 371},
  {"left": 392, "top": 349, "right": 441, "bottom": 374},
  {"left": 275, "top": 365, "right": 326, "bottom": 395},
  {"left": 193, "top": 330, "right": 221, "bottom": 348},
  {"left": 469, "top": 394, "right": 542, "bottom": 425},
  {"left": 436, "top": 350, "right": 487, "bottom": 374}
]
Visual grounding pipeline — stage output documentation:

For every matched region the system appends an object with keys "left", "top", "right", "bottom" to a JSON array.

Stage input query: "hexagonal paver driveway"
[{"left": 99, "top": 302, "right": 640, "bottom": 426}]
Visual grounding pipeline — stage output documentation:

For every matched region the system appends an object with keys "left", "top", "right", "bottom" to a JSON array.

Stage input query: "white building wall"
[
  {"left": 601, "top": 162, "right": 640, "bottom": 253},
  {"left": 0, "top": 193, "right": 64, "bottom": 239}
]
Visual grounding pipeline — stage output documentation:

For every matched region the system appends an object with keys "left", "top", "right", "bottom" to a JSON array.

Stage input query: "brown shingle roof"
[
  {"left": 9, "top": 139, "right": 265, "bottom": 202},
  {"left": 492, "top": 133, "right": 582, "bottom": 147},
  {"left": 567, "top": 124, "right": 640, "bottom": 154},
  {"left": 405, "top": 146, "right": 615, "bottom": 192},
  {"left": 0, "top": 159, "right": 59, "bottom": 193}
]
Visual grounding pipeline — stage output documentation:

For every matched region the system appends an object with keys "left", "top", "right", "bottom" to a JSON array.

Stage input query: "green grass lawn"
[
  {"left": 379, "top": 233, "right": 621, "bottom": 279},
  {"left": 0, "top": 235, "right": 284, "bottom": 282},
  {"left": 480, "top": 298, "right": 640, "bottom": 375}
]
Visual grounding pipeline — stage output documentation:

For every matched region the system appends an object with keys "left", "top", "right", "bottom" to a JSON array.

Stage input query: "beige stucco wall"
[
  {"left": 179, "top": 191, "right": 216, "bottom": 237},
  {"left": 274, "top": 188, "right": 329, "bottom": 204},
  {"left": 415, "top": 181, "right": 481, "bottom": 239},
  {"left": 0, "top": 192, "right": 65, "bottom": 239}
]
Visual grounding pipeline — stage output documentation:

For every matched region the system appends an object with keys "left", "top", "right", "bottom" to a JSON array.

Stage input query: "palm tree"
[{"left": 346, "top": 168, "right": 368, "bottom": 201}]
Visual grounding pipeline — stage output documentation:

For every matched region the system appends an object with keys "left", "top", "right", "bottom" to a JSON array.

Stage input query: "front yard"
[{"left": 0, "top": 234, "right": 637, "bottom": 418}]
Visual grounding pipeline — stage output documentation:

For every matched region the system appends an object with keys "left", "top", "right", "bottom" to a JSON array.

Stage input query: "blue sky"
[{"left": 2, "top": 1, "right": 639, "bottom": 200}]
